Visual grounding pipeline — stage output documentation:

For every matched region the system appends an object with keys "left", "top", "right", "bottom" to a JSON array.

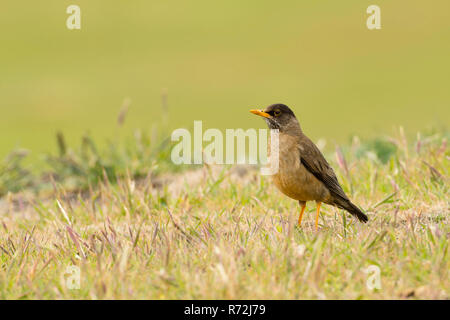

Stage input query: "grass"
[
  {"left": 1, "top": 1, "right": 450, "bottom": 157},
  {"left": 0, "top": 113, "right": 178, "bottom": 198},
  {"left": 0, "top": 128, "right": 448, "bottom": 299}
]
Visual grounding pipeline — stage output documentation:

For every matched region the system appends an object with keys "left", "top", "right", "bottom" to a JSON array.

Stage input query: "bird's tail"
[{"left": 334, "top": 199, "right": 368, "bottom": 223}]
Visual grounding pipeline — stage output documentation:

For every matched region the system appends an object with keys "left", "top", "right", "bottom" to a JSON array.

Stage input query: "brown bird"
[{"left": 250, "top": 103, "right": 368, "bottom": 230}]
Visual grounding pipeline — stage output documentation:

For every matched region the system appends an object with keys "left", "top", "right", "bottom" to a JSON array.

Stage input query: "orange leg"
[
  {"left": 315, "top": 202, "right": 321, "bottom": 231},
  {"left": 298, "top": 202, "right": 306, "bottom": 226}
]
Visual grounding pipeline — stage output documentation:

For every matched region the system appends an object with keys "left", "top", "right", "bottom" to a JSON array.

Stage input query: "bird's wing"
[{"left": 299, "top": 136, "right": 349, "bottom": 202}]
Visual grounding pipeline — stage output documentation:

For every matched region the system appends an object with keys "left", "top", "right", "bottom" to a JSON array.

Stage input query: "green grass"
[
  {"left": 1, "top": 1, "right": 450, "bottom": 157},
  {"left": 0, "top": 128, "right": 448, "bottom": 299}
]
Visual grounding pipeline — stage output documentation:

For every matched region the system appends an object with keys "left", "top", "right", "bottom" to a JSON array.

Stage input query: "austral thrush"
[{"left": 250, "top": 104, "right": 368, "bottom": 230}]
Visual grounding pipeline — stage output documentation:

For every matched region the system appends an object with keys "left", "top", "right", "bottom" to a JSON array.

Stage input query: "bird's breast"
[{"left": 269, "top": 134, "right": 329, "bottom": 202}]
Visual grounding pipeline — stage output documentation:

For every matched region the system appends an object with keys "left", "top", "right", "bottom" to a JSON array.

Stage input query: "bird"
[{"left": 250, "top": 103, "right": 368, "bottom": 230}]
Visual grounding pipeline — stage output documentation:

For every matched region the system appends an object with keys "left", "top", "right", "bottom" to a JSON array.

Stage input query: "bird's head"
[{"left": 250, "top": 103, "right": 301, "bottom": 134}]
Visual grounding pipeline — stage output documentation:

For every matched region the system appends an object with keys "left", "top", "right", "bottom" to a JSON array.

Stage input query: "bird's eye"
[{"left": 274, "top": 109, "right": 281, "bottom": 117}]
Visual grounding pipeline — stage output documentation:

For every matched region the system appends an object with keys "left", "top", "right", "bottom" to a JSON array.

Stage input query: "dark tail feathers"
[{"left": 334, "top": 199, "right": 368, "bottom": 223}]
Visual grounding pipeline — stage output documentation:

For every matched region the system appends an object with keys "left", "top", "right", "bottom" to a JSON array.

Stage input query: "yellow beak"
[{"left": 250, "top": 109, "right": 271, "bottom": 118}]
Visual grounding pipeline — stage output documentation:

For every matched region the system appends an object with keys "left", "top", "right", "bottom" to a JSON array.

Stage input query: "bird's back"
[{"left": 298, "top": 134, "right": 368, "bottom": 222}]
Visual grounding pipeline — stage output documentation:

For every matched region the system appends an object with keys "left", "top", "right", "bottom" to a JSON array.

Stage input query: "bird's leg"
[
  {"left": 315, "top": 202, "right": 321, "bottom": 231},
  {"left": 298, "top": 201, "right": 306, "bottom": 226}
]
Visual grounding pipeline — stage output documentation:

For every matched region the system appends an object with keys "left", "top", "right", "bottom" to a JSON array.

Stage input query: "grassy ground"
[
  {"left": 2, "top": 1, "right": 450, "bottom": 156},
  {"left": 0, "top": 128, "right": 448, "bottom": 299}
]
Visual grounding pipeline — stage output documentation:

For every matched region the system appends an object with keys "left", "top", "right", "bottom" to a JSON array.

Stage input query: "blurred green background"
[{"left": 1, "top": 1, "right": 449, "bottom": 159}]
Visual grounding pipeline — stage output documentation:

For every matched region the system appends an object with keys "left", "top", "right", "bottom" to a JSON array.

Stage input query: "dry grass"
[{"left": 0, "top": 129, "right": 448, "bottom": 299}]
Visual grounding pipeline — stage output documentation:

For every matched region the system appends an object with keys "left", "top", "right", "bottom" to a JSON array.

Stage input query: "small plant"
[
  {"left": 0, "top": 150, "right": 32, "bottom": 197},
  {"left": 43, "top": 130, "right": 174, "bottom": 192},
  {"left": 355, "top": 138, "right": 397, "bottom": 164}
]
